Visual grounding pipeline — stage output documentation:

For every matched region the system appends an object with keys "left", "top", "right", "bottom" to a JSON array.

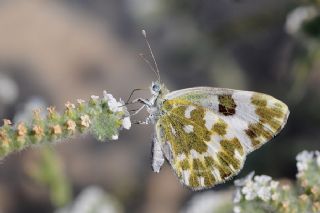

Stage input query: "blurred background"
[{"left": 0, "top": 0, "right": 319, "bottom": 212}]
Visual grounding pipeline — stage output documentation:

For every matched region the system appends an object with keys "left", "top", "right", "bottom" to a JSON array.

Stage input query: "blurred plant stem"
[
  {"left": 27, "top": 146, "right": 72, "bottom": 207},
  {"left": 286, "top": 1, "right": 320, "bottom": 103},
  {"left": 289, "top": 41, "right": 320, "bottom": 103}
]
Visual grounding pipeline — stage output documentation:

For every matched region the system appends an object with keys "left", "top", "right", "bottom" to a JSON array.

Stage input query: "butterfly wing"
[
  {"left": 164, "top": 87, "right": 289, "bottom": 152},
  {"left": 155, "top": 87, "right": 289, "bottom": 190}
]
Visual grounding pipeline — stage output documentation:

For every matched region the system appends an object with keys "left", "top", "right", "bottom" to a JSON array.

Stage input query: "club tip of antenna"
[{"left": 142, "top": 29, "right": 147, "bottom": 38}]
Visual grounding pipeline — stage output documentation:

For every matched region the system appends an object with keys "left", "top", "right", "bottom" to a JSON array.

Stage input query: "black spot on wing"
[{"left": 218, "top": 95, "right": 237, "bottom": 116}]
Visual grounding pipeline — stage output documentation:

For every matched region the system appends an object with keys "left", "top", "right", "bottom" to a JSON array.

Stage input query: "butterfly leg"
[
  {"left": 125, "top": 88, "right": 144, "bottom": 104},
  {"left": 130, "top": 105, "right": 146, "bottom": 117},
  {"left": 151, "top": 135, "right": 164, "bottom": 173},
  {"left": 132, "top": 98, "right": 152, "bottom": 107}
]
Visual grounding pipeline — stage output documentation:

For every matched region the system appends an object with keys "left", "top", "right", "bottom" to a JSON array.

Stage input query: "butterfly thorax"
[{"left": 146, "top": 82, "right": 170, "bottom": 123}]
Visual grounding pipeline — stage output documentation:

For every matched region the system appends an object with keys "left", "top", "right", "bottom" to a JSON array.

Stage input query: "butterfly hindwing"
[
  {"left": 156, "top": 100, "right": 246, "bottom": 190},
  {"left": 155, "top": 87, "right": 289, "bottom": 190}
]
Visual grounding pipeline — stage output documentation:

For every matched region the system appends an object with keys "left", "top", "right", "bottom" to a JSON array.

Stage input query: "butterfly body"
[{"left": 140, "top": 81, "right": 289, "bottom": 190}]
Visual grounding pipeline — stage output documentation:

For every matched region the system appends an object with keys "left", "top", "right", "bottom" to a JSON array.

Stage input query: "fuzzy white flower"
[
  {"left": 55, "top": 186, "right": 123, "bottom": 213},
  {"left": 235, "top": 173, "right": 275, "bottom": 202},
  {"left": 122, "top": 117, "right": 131, "bottom": 130},
  {"left": 77, "top": 99, "right": 85, "bottom": 104},
  {"left": 296, "top": 151, "right": 314, "bottom": 162},
  {"left": 254, "top": 175, "right": 273, "bottom": 201},
  {"left": 234, "top": 172, "right": 255, "bottom": 187},
  {"left": 183, "top": 191, "right": 233, "bottom": 213},
  {"left": 112, "top": 134, "right": 119, "bottom": 140},
  {"left": 297, "top": 162, "right": 308, "bottom": 172},
  {"left": 242, "top": 182, "right": 257, "bottom": 201},
  {"left": 296, "top": 151, "right": 314, "bottom": 172},
  {"left": 234, "top": 172, "right": 257, "bottom": 201},
  {"left": 285, "top": 6, "right": 318, "bottom": 35},
  {"left": 233, "top": 206, "right": 241, "bottom": 213},
  {"left": 91, "top": 95, "right": 100, "bottom": 100},
  {"left": 257, "top": 186, "right": 272, "bottom": 201},
  {"left": 103, "top": 91, "right": 123, "bottom": 113},
  {"left": 254, "top": 175, "right": 272, "bottom": 185}
]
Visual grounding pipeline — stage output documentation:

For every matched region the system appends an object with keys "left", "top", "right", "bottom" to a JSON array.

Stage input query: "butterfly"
[{"left": 131, "top": 30, "right": 290, "bottom": 191}]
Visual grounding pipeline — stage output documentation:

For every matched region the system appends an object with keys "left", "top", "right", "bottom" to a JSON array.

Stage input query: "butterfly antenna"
[
  {"left": 142, "top": 30, "right": 161, "bottom": 82},
  {"left": 139, "top": 53, "right": 159, "bottom": 80}
]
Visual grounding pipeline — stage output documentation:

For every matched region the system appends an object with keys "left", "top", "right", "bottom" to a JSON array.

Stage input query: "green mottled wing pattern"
[{"left": 156, "top": 87, "right": 289, "bottom": 190}]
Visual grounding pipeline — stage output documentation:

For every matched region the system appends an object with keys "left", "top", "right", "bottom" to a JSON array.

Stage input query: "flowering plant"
[
  {"left": 183, "top": 150, "right": 320, "bottom": 213},
  {"left": 0, "top": 91, "right": 131, "bottom": 159},
  {"left": 234, "top": 151, "right": 320, "bottom": 213}
]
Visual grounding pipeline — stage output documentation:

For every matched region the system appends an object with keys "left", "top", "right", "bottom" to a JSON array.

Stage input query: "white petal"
[
  {"left": 91, "top": 95, "right": 99, "bottom": 100},
  {"left": 122, "top": 117, "right": 131, "bottom": 130},
  {"left": 254, "top": 175, "right": 271, "bottom": 184}
]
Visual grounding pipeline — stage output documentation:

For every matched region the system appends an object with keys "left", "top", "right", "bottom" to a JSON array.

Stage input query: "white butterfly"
[{"left": 130, "top": 30, "right": 289, "bottom": 190}]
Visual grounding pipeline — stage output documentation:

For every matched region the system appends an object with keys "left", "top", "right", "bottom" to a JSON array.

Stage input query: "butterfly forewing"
[
  {"left": 164, "top": 87, "right": 289, "bottom": 152},
  {"left": 156, "top": 87, "right": 289, "bottom": 190}
]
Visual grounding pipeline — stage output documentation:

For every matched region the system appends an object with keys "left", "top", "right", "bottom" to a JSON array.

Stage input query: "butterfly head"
[{"left": 150, "top": 81, "right": 169, "bottom": 98}]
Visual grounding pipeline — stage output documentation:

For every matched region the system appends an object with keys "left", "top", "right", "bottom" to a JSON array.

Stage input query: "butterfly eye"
[{"left": 152, "top": 84, "right": 161, "bottom": 93}]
